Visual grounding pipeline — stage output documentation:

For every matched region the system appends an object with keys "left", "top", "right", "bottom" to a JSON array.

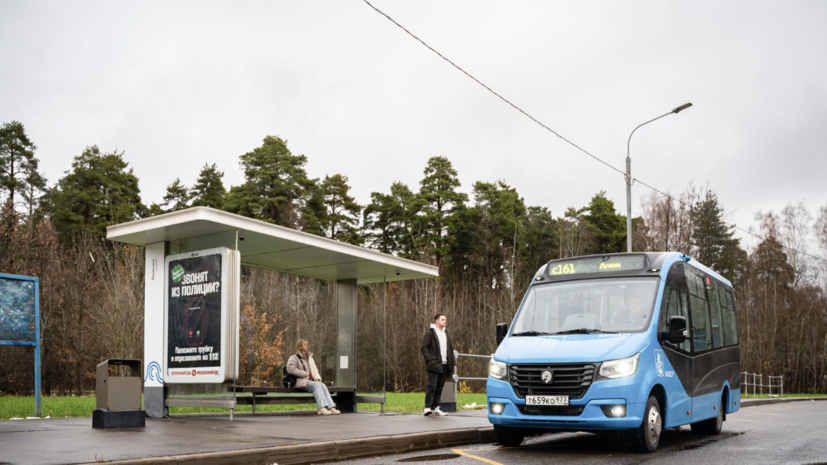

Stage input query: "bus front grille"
[
  {"left": 518, "top": 405, "right": 585, "bottom": 416},
  {"left": 508, "top": 363, "right": 597, "bottom": 399}
]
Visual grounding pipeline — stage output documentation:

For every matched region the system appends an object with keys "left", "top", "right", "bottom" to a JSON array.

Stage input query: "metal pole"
[
  {"left": 382, "top": 275, "right": 387, "bottom": 414},
  {"left": 453, "top": 350, "right": 459, "bottom": 407},
  {"left": 34, "top": 277, "right": 41, "bottom": 418},
  {"left": 625, "top": 103, "right": 692, "bottom": 252},
  {"left": 626, "top": 155, "right": 632, "bottom": 253}
]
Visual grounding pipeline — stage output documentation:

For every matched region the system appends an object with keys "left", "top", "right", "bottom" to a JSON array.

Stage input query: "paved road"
[{"left": 340, "top": 401, "right": 827, "bottom": 465}]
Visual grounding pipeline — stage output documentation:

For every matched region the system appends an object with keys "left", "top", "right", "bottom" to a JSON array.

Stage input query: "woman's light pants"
[{"left": 301, "top": 380, "right": 335, "bottom": 410}]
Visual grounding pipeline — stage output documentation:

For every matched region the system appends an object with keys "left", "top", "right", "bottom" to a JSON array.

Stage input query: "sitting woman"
[{"left": 287, "top": 339, "right": 340, "bottom": 415}]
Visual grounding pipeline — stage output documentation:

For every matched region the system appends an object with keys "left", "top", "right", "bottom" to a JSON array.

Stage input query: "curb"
[
  {"left": 105, "top": 427, "right": 495, "bottom": 465},
  {"left": 740, "top": 396, "right": 827, "bottom": 408}
]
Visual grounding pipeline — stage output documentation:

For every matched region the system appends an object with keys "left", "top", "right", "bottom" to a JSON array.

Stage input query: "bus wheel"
[
  {"left": 629, "top": 395, "right": 662, "bottom": 453},
  {"left": 690, "top": 394, "right": 724, "bottom": 435},
  {"left": 494, "top": 424, "right": 525, "bottom": 447}
]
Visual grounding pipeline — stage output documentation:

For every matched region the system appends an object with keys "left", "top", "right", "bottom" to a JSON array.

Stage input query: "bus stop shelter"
[{"left": 106, "top": 207, "right": 438, "bottom": 417}]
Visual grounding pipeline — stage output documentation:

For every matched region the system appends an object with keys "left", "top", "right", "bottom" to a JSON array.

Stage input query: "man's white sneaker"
[
  {"left": 423, "top": 408, "right": 433, "bottom": 416},
  {"left": 318, "top": 408, "right": 332, "bottom": 415},
  {"left": 434, "top": 407, "right": 448, "bottom": 416}
]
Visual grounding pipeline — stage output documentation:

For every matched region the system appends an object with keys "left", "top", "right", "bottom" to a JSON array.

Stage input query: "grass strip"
[{"left": 0, "top": 393, "right": 488, "bottom": 419}]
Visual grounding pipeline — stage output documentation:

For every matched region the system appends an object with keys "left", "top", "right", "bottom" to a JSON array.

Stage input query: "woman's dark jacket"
[{"left": 420, "top": 326, "right": 456, "bottom": 373}]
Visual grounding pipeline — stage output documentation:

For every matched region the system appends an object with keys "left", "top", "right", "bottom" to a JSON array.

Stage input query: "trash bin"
[{"left": 93, "top": 359, "right": 145, "bottom": 428}]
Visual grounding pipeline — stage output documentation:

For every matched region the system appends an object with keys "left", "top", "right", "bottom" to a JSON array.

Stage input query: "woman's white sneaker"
[
  {"left": 329, "top": 408, "right": 341, "bottom": 415},
  {"left": 318, "top": 408, "right": 332, "bottom": 415}
]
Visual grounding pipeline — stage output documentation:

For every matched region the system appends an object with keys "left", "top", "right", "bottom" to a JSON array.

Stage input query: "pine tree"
[
  {"left": 320, "top": 174, "right": 362, "bottom": 244},
  {"left": 418, "top": 156, "right": 467, "bottom": 268},
  {"left": 190, "top": 163, "right": 226, "bottom": 209},
  {"left": 0, "top": 121, "right": 46, "bottom": 216},
  {"left": 363, "top": 181, "right": 421, "bottom": 255},
  {"left": 581, "top": 191, "right": 626, "bottom": 254},
  {"left": 162, "top": 178, "right": 190, "bottom": 212},
  {"left": 690, "top": 190, "right": 743, "bottom": 282},
  {"left": 45, "top": 146, "right": 143, "bottom": 238},
  {"left": 301, "top": 180, "right": 327, "bottom": 237},
  {"left": 226, "top": 136, "right": 312, "bottom": 227}
]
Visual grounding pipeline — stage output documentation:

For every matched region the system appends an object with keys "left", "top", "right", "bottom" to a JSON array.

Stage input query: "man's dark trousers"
[{"left": 425, "top": 364, "right": 448, "bottom": 409}]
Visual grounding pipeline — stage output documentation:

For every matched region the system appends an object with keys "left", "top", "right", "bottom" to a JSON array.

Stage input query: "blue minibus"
[{"left": 487, "top": 252, "right": 741, "bottom": 452}]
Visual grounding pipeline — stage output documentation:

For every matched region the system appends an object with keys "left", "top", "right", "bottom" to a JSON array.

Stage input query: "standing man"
[{"left": 420, "top": 313, "right": 456, "bottom": 416}]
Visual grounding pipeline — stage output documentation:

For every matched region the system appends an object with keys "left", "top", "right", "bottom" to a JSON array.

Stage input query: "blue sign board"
[{"left": 0, "top": 273, "right": 41, "bottom": 416}]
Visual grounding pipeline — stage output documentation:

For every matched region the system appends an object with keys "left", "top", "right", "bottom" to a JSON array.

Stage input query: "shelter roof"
[{"left": 106, "top": 207, "right": 438, "bottom": 284}]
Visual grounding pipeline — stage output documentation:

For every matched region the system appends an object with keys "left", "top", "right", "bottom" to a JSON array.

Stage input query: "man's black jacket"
[{"left": 420, "top": 326, "right": 456, "bottom": 373}]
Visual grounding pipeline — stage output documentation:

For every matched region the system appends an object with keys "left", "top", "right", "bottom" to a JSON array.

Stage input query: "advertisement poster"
[{"left": 165, "top": 248, "right": 228, "bottom": 383}]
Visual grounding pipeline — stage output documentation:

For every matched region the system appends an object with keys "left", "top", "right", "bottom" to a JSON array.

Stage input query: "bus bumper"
[{"left": 487, "top": 377, "right": 645, "bottom": 431}]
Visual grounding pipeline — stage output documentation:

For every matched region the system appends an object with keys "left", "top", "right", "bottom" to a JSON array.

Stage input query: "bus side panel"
[
  {"left": 728, "top": 387, "right": 741, "bottom": 414},
  {"left": 690, "top": 389, "right": 726, "bottom": 424},
  {"left": 653, "top": 346, "right": 693, "bottom": 428},
  {"left": 690, "top": 346, "right": 740, "bottom": 423}
]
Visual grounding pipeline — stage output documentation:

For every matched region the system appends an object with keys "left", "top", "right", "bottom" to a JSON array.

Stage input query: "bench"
[
  {"left": 164, "top": 386, "right": 386, "bottom": 421},
  {"left": 230, "top": 386, "right": 387, "bottom": 414}
]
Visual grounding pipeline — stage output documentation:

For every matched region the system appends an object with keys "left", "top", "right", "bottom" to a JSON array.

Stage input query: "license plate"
[{"left": 526, "top": 395, "right": 569, "bottom": 406}]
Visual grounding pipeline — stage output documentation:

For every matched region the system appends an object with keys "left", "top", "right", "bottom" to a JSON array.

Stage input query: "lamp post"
[{"left": 626, "top": 103, "right": 692, "bottom": 253}]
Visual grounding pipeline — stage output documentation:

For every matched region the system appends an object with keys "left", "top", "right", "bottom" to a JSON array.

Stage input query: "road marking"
[
  {"left": 727, "top": 418, "right": 756, "bottom": 422},
  {"left": 459, "top": 446, "right": 507, "bottom": 452},
  {"left": 452, "top": 448, "right": 505, "bottom": 465},
  {"left": 746, "top": 412, "right": 782, "bottom": 416}
]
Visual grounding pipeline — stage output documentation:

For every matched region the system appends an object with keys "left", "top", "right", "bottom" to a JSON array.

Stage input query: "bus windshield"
[{"left": 511, "top": 278, "right": 659, "bottom": 335}]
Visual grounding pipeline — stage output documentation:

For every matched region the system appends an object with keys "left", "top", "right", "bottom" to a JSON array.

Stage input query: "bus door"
[{"left": 657, "top": 262, "right": 693, "bottom": 428}]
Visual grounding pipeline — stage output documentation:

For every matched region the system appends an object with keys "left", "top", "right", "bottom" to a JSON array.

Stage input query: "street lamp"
[{"left": 625, "top": 103, "right": 692, "bottom": 253}]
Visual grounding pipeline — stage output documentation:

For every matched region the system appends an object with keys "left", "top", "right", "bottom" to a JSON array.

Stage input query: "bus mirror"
[
  {"left": 668, "top": 316, "right": 687, "bottom": 344},
  {"left": 496, "top": 323, "right": 508, "bottom": 346}
]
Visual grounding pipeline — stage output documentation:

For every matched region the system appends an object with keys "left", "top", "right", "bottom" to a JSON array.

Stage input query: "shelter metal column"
[
  {"left": 143, "top": 242, "right": 168, "bottom": 418},
  {"left": 335, "top": 279, "right": 357, "bottom": 412}
]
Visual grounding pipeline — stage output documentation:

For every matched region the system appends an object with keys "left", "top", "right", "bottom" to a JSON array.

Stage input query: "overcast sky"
[{"left": 2, "top": 1, "right": 826, "bottom": 250}]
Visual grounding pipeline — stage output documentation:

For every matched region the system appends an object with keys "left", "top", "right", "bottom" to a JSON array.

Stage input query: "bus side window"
[
  {"left": 687, "top": 271, "right": 712, "bottom": 353},
  {"left": 720, "top": 287, "right": 739, "bottom": 346},
  {"left": 708, "top": 280, "right": 724, "bottom": 348}
]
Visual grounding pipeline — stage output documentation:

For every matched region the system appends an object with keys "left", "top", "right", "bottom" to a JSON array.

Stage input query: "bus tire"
[
  {"left": 494, "top": 424, "right": 525, "bottom": 447},
  {"left": 628, "top": 395, "right": 662, "bottom": 453},
  {"left": 690, "top": 394, "right": 724, "bottom": 435}
]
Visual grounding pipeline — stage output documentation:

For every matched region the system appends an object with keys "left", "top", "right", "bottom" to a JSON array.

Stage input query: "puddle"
[
  {"left": 671, "top": 431, "right": 745, "bottom": 452},
  {"left": 397, "top": 453, "right": 461, "bottom": 462}
]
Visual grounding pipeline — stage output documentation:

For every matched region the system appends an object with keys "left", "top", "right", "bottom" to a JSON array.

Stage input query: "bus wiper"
[
  {"left": 555, "top": 328, "right": 617, "bottom": 335},
  {"left": 511, "top": 330, "right": 553, "bottom": 337}
]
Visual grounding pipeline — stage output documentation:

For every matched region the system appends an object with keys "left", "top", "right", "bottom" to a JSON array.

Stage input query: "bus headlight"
[
  {"left": 598, "top": 353, "right": 640, "bottom": 379},
  {"left": 489, "top": 358, "right": 507, "bottom": 380}
]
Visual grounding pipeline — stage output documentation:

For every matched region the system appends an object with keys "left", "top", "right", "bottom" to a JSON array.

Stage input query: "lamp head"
[{"left": 672, "top": 102, "right": 693, "bottom": 114}]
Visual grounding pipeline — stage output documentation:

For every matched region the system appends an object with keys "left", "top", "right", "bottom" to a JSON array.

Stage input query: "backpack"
[{"left": 282, "top": 365, "right": 298, "bottom": 388}]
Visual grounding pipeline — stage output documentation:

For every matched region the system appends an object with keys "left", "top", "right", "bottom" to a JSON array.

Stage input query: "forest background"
[{"left": 2, "top": 119, "right": 827, "bottom": 396}]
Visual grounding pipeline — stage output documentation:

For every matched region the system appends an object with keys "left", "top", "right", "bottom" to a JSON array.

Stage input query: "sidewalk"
[
  {"left": 0, "top": 409, "right": 493, "bottom": 465},
  {"left": 1, "top": 397, "right": 824, "bottom": 465}
]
